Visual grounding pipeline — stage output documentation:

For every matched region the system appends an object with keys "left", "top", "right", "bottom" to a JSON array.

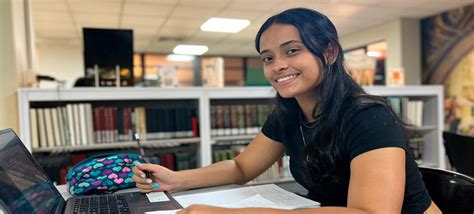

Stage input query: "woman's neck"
[{"left": 295, "top": 94, "right": 317, "bottom": 123}]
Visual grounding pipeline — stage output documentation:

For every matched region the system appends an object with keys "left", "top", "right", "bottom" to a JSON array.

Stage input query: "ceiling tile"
[
  {"left": 271, "top": 1, "right": 331, "bottom": 13},
  {"left": 131, "top": 26, "right": 158, "bottom": 37},
  {"left": 123, "top": 2, "right": 174, "bottom": 16},
  {"left": 190, "top": 31, "right": 229, "bottom": 42},
  {"left": 170, "top": 6, "right": 220, "bottom": 19},
  {"left": 32, "top": 1, "right": 68, "bottom": 12},
  {"left": 217, "top": 9, "right": 266, "bottom": 20},
  {"left": 32, "top": 11, "right": 71, "bottom": 22},
  {"left": 35, "top": 21, "right": 76, "bottom": 32},
  {"left": 35, "top": 29, "right": 77, "bottom": 39},
  {"left": 226, "top": 0, "right": 286, "bottom": 11},
  {"left": 126, "top": 0, "right": 178, "bottom": 5},
  {"left": 161, "top": 17, "right": 205, "bottom": 30},
  {"left": 120, "top": 16, "right": 165, "bottom": 28},
  {"left": 331, "top": 0, "right": 381, "bottom": 6},
  {"left": 68, "top": 2, "right": 121, "bottom": 14},
  {"left": 148, "top": 40, "right": 177, "bottom": 53},
  {"left": 178, "top": 0, "right": 231, "bottom": 9},
  {"left": 159, "top": 27, "right": 196, "bottom": 38},
  {"left": 374, "top": 0, "right": 430, "bottom": 9},
  {"left": 74, "top": 14, "right": 120, "bottom": 28}
]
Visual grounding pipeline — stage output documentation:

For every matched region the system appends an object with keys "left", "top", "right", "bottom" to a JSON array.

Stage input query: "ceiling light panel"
[{"left": 200, "top": 18, "right": 250, "bottom": 33}]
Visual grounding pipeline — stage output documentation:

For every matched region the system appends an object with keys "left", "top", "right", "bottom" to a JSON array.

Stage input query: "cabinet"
[{"left": 18, "top": 85, "right": 445, "bottom": 171}]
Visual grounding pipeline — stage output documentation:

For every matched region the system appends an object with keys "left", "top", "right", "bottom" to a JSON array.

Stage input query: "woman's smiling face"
[{"left": 259, "top": 24, "right": 324, "bottom": 99}]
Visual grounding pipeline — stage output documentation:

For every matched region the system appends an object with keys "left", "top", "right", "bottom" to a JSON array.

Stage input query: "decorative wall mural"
[{"left": 421, "top": 4, "right": 474, "bottom": 135}]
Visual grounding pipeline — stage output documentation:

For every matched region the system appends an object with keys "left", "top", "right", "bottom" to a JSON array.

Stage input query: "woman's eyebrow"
[{"left": 260, "top": 40, "right": 303, "bottom": 55}]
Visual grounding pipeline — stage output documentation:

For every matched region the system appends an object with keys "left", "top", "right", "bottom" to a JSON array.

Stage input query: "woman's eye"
[
  {"left": 287, "top": 48, "right": 300, "bottom": 55},
  {"left": 261, "top": 56, "right": 273, "bottom": 63}
]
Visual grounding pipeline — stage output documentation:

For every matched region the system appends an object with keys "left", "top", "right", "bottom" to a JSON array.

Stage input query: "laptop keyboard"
[{"left": 73, "top": 195, "right": 130, "bottom": 214}]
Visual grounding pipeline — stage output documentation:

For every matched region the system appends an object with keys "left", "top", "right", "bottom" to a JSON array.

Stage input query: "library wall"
[
  {"left": 36, "top": 43, "right": 84, "bottom": 88},
  {"left": 0, "top": 0, "right": 29, "bottom": 132},
  {"left": 421, "top": 4, "right": 474, "bottom": 135}
]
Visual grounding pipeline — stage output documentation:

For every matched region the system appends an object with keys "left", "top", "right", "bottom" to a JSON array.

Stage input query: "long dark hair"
[{"left": 255, "top": 8, "right": 403, "bottom": 183}]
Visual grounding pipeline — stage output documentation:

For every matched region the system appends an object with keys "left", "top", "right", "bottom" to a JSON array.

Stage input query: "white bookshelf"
[{"left": 18, "top": 86, "right": 444, "bottom": 169}]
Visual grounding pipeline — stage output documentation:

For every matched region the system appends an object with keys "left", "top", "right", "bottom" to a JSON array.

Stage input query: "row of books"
[
  {"left": 210, "top": 104, "right": 273, "bottom": 136},
  {"left": 147, "top": 151, "right": 196, "bottom": 172},
  {"left": 29, "top": 103, "right": 199, "bottom": 149},
  {"left": 386, "top": 97, "right": 424, "bottom": 127}
]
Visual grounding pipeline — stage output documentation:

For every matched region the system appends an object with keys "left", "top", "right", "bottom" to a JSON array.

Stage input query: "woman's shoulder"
[{"left": 350, "top": 103, "right": 396, "bottom": 123}]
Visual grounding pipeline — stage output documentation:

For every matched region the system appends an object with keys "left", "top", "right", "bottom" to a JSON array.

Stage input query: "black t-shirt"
[{"left": 262, "top": 105, "right": 431, "bottom": 213}]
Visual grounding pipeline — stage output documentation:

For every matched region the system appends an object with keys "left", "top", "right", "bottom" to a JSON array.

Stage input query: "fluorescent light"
[
  {"left": 367, "top": 51, "right": 382, "bottom": 57},
  {"left": 166, "top": 54, "right": 195, "bottom": 62},
  {"left": 173, "top": 45, "right": 208, "bottom": 55},
  {"left": 201, "top": 18, "right": 250, "bottom": 33}
]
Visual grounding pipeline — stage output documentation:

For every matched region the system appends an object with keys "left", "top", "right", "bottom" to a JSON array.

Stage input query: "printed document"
[{"left": 174, "top": 184, "right": 319, "bottom": 209}]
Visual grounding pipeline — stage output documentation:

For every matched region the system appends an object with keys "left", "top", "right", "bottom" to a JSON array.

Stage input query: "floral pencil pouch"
[{"left": 66, "top": 153, "right": 143, "bottom": 196}]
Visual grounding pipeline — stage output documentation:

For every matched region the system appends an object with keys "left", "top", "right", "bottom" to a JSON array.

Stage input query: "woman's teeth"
[{"left": 276, "top": 74, "right": 298, "bottom": 83}]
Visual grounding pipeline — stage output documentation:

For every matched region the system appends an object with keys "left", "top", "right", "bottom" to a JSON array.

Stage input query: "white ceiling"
[{"left": 31, "top": 0, "right": 473, "bottom": 56}]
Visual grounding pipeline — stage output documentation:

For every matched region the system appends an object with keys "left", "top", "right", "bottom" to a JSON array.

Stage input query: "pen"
[{"left": 135, "top": 133, "right": 159, "bottom": 189}]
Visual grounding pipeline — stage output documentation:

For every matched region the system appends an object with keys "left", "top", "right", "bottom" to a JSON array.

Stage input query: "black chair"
[
  {"left": 419, "top": 166, "right": 474, "bottom": 213},
  {"left": 442, "top": 131, "right": 474, "bottom": 177}
]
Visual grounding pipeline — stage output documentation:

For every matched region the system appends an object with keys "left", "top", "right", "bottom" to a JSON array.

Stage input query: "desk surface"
[{"left": 56, "top": 181, "right": 308, "bottom": 201}]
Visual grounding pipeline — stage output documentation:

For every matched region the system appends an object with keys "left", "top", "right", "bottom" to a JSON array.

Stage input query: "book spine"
[
  {"left": 237, "top": 105, "right": 245, "bottom": 135},
  {"left": 230, "top": 105, "right": 239, "bottom": 135},
  {"left": 44, "top": 108, "right": 56, "bottom": 147},
  {"left": 51, "top": 108, "right": 61, "bottom": 147},
  {"left": 29, "top": 108, "right": 40, "bottom": 149},
  {"left": 210, "top": 105, "right": 217, "bottom": 137},
  {"left": 85, "top": 104, "right": 95, "bottom": 144}
]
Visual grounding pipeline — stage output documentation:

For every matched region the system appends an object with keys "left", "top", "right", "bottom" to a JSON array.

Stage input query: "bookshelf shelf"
[
  {"left": 211, "top": 135, "right": 255, "bottom": 143},
  {"left": 32, "top": 137, "right": 201, "bottom": 153},
  {"left": 18, "top": 85, "right": 445, "bottom": 175}
]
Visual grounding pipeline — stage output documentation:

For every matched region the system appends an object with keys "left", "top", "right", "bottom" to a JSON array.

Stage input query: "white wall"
[
  {"left": 0, "top": 0, "right": 29, "bottom": 132},
  {"left": 36, "top": 42, "right": 84, "bottom": 88},
  {"left": 340, "top": 18, "right": 421, "bottom": 85}
]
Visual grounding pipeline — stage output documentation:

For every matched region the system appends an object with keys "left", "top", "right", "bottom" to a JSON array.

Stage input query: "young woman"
[{"left": 133, "top": 8, "right": 441, "bottom": 214}]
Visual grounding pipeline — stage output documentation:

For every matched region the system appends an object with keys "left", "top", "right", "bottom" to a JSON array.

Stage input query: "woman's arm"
[
  {"left": 178, "top": 147, "right": 406, "bottom": 214},
  {"left": 133, "top": 131, "right": 286, "bottom": 192},
  {"left": 177, "top": 132, "right": 285, "bottom": 190}
]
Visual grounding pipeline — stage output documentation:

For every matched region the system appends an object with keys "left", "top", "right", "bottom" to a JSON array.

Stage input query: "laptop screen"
[{"left": 0, "top": 129, "right": 64, "bottom": 213}]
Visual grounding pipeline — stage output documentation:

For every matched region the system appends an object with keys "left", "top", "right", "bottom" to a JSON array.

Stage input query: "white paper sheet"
[
  {"left": 146, "top": 192, "right": 170, "bottom": 203},
  {"left": 174, "top": 184, "right": 319, "bottom": 209},
  {"left": 223, "top": 194, "right": 290, "bottom": 209},
  {"left": 145, "top": 209, "right": 181, "bottom": 214}
]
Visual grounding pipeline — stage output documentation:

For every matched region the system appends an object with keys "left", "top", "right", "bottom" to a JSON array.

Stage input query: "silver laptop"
[{"left": 0, "top": 128, "right": 182, "bottom": 213}]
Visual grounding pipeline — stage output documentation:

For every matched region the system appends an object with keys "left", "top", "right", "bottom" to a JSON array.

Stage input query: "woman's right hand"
[{"left": 132, "top": 163, "right": 181, "bottom": 193}]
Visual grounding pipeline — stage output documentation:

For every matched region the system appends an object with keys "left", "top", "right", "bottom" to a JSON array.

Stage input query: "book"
[
  {"left": 79, "top": 104, "right": 88, "bottom": 145},
  {"left": 201, "top": 57, "right": 224, "bottom": 88},
  {"left": 158, "top": 65, "right": 179, "bottom": 88},
  {"left": 29, "top": 109, "right": 40, "bottom": 149},
  {"left": 51, "top": 108, "right": 61, "bottom": 146},
  {"left": 44, "top": 108, "right": 55, "bottom": 147},
  {"left": 73, "top": 104, "right": 81, "bottom": 145},
  {"left": 66, "top": 104, "right": 76, "bottom": 146},
  {"left": 85, "top": 104, "right": 95, "bottom": 144},
  {"left": 57, "top": 107, "right": 67, "bottom": 146}
]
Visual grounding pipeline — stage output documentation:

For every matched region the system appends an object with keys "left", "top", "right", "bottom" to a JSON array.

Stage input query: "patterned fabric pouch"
[{"left": 66, "top": 153, "right": 144, "bottom": 196}]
